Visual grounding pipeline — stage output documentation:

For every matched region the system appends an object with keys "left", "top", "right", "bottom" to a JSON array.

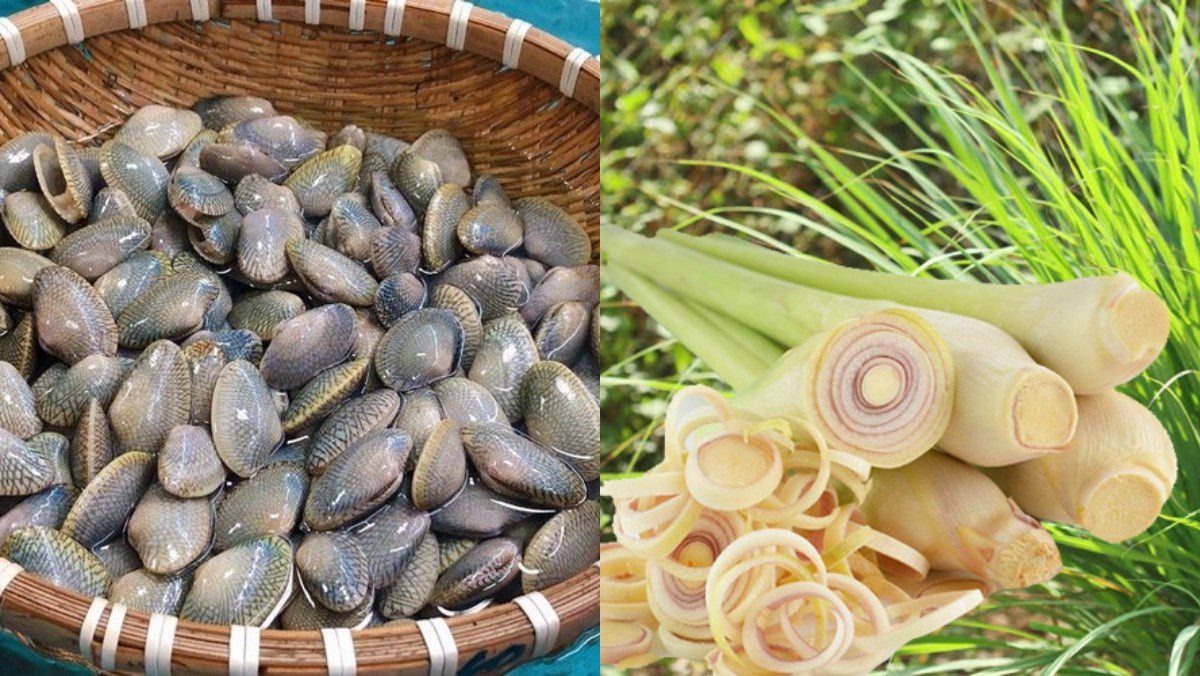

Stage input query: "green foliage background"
[{"left": 601, "top": 0, "right": 1200, "bottom": 672}]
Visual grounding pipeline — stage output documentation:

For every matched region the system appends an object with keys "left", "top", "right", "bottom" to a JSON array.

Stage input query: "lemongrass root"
[
  {"left": 990, "top": 391, "right": 1176, "bottom": 542},
  {"left": 608, "top": 226, "right": 1078, "bottom": 467},
  {"left": 861, "top": 452, "right": 1062, "bottom": 591},
  {"left": 665, "top": 230, "right": 1170, "bottom": 394}
]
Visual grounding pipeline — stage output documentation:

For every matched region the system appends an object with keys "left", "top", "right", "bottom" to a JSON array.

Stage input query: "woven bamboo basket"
[{"left": 0, "top": 0, "right": 599, "bottom": 672}]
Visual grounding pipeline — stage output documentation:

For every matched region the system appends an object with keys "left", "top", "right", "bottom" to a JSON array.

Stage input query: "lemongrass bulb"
[
  {"left": 920, "top": 310, "right": 1078, "bottom": 466},
  {"left": 735, "top": 309, "right": 954, "bottom": 468},
  {"left": 861, "top": 452, "right": 1061, "bottom": 591},
  {"left": 990, "top": 391, "right": 1176, "bottom": 543}
]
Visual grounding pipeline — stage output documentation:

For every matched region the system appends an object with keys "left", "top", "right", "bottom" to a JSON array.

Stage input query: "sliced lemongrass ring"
[
  {"left": 851, "top": 589, "right": 984, "bottom": 659},
  {"left": 742, "top": 582, "right": 854, "bottom": 672},
  {"left": 613, "top": 496, "right": 702, "bottom": 560},
  {"left": 684, "top": 432, "right": 782, "bottom": 510},
  {"left": 599, "top": 470, "right": 684, "bottom": 499},
  {"left": 646, "top": 566, "right": 707, "bottom": 626},
  {"left": 599, "top": 619, "right": 656, "bottom": 668},
  {"left": 655, "top": 510, "right": 743, "bottom": 582},
  {"left": 664, "top": 386, "right": 731, "bottom": 466},
  {"left": 859, "top": 528, "right": 931, "bottom": 579},
  {"left": 656, "top": 624, "right": 715, "bottom": 661},
  {"left": 615, "top": 493, "right": 691, "bottom": 535}
]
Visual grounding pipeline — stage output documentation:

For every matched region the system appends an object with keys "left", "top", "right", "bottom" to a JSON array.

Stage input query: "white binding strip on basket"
[
  {"left": 188, "top": 0, "right": 209, "bottom": 22},
  {"left": 124, "top": 0, "right": 147, "bottom": 29},
  {"left": 0, "top": 17, "right": 25, "bottom": 66},
  {"left": 144, "top": 613, "right": 178, "bottom": 676},
  {"left": 446, "top": 0, "right": 472, "bottom": 50},
  {"left": 514, "top": 592, "right": 561, "bottom": 658},
  {"left": 304, "top": 0, "right": 320, "bottom": 26},
  {"left": 502, "top": 19, "right": 531, "bottom": 68},
  {"left": 48, "top": 0, "right": 84, "bottom": 44},
  {"left": 348, "top": 0, "right": 366, "bottom": 31},
  {"left": 416, "top": 618, "right": 458, "bottom": 676},
  {"left": 383, "top": 0, "right": 405, "bottom": 36},
  {"left": 78, "top": 597, "right": 108, "bottom": 663},
  {"left": 99, "top": 603, "right": 128, "bottom": 670},
  {"left": 559, "top": 47, "right": 591, "bottom": 97},
  {"left": 322, "top": 627, "right": 356, "bottom": 676},
  {"left": 0, "top": 559, "right": 22, "bottom": 598},
  {"left": 256, "top": 0, "right": 272, "bottom": 22},
  {"left": 229, "top": 625, "right": 262, "bottom": 676}
]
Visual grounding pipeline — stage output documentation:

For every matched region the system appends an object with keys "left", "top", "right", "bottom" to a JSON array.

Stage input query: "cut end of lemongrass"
[
  {"left": 1079, "top": 467, "right": 1169, "bottom": 543},
  {"left": 1011, "top": 367, "right": 1078, "bottom": 449},
  {"left": 1106, "top": 280, "right": 1171, "bottom": 365},
  {"left": 988, "top": 524, "right": 1061, "bottom": 590}
]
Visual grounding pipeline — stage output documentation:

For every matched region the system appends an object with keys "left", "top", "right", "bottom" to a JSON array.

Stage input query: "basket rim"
[
  {"left": 0, "top": 0, "right": 600, "bottom": 111},
  {"left": 0, "top": 0, "right": 600, "bottom": 671}
]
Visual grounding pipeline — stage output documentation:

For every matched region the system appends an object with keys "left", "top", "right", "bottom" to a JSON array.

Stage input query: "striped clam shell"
[
  {"left": 0, "top": 525, "right": 110, "bottom": 597},
  {"left": 180, "top": 535, "right": 293, "bottom": 627}
]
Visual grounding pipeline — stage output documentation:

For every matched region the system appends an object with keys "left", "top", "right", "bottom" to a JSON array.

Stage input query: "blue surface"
[{"left": 0, "top": 0, "right": 598, "bottom": 671}]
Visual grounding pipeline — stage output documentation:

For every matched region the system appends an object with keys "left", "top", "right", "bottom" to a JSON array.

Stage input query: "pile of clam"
[{"left": 0, "top": 97, "right": 600, "bottom": 630}]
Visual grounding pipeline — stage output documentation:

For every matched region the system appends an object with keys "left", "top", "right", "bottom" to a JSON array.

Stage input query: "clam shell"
[
  {"left": 348, "top": 497, "right": 430, "bottom": 588},
  {"left": 177, "top": 129, "right": 217, "bottom": 170},
  {"left": 70, "top": 399, "right": 112, "bottom": 487},
  {"left": 182, "top": 327, "right": 261, "bottom": 364},
  {"left": 0, "top": 484, "right": 74, "bottom": 542},
  {"left": 0, "top": 314, "right": 36, "bottom": 379},
  {"left": 159, "top": 425, "right": 225, "bottom": 498},
  {"left": 234, "top": 173, "right": 301, "bottom": 215},
  {"left": 0, "top": 526, "right": 110, "bottom": 596},
  {"left": 169, "top": 166, "right": 235, "bottom": 219},
  {"left": 521, "top": 361, "right": 599, "bottom": 480},
  {"left": 0, "top": 361, "right": 40, "bottom": 439},
  {"left": 0, "top": 247, "right": 52, "bottom": 307},
  {"left": 225, "top": 116, "right": 327, "bottom": 169},
  {"left": 194, "top": 96, "right": 278, "bottom": 131},
  {"left": 28, "top": 431, "right": 70, "bottom": 487},
  {"left": 259, "top": 303, "right": 354, "bottom": 390},
  {"left": 307, "top": 389, "right": 401, "bottom": 475},
  {"left": 0, "top": 133, "right": 53, "bottom": 196},
  {"left": 285, "top": 145, "right": 362, "bottom": 217},
  {"left": 392, "top": 388, "right": 444, "bottom": 467},
  {"left": 350, "top": 308, "right": 385, "bottom": 362},
  {"left": 281, "top": 357, "right": 370, "bottom": 435},
  {"left": 429, "top": 284, "right": 483, "bottom": 372},
  {"left": 110, "top": 568, "right": 191, "bottom": 615},
  {"left": 33, "top": 265, "right": 117, "bottom": 364},
  {"left": 534, "top": 300, "right": 590, "bottom": 364},
  {"left": 100, "top": 141, "right": 170, "bottom": 223},
  {"left": 286, "top": 238, "right": 378, "bottom": 307},
  {"left": 182, "top": 338, "right": 226, "bottom": 425},
  {"left": 389, "top": 150, "right": 442, "bottom": 217},
  {"left": 457, "top": 203, "right": 523, "bottom": 256},
  {"left": 370, "top": 172, "right": 416, "bottom": 231},
  {"left": 108, "top": 340, "right": 191, "bottom": 452},
  {"left": 188, "top": 209, "right": 242, "bottom": 265},
  {"left": 211, "top": 360, "right": 283, "bottom": 478},
  {"left": 304, "top": 429, "right": 408, "bottom": 530},
  {"left": 430, "top": 482, "right": 543, "bottom": 539},
  {"left": 520, "top": 264, "right": 599, "bottom": 325},
  {"left": 227, "top": 290, "right": 306, "bottom": 341},
  {"left": 60, "top": 451, "right": 154, "bottom": 547},
  {"left": 521, "top": 500, "right": 599, "bottom": 592},
  {"left": 116, "top": 268, "right": 220, "bottom": 348},
  {"left": 429, "top": 537, "right": 520, "bottom": 611},
  {"left": 327, "top": 192, "right": 382, "bottom": 261},
  {"left": 438, "top": 536, "right": 475, "bottom": 575},
  {"left": 432, "top": 377, "right": 509, "bottom": 427},
  {"left": 180, "top": 535, "right": 293, "bottom": 627},
  {"left": 374, "top": 308, "right": 462, "bottom": 392},
  {"left": 421, "top": 184, "right": 469, "bottom": 273},
  {"left": 90, "top": 186, "right": 138, "bottom": 223},
  {"left": 149, "top": 211, "right": 190, "bottom": 256},
  {"left": 411, "top": 129, "right": 470, "bottom": 187},
  {"left": 114, "top": 105, "right": 203, "bottom": 159},
  {"left": 461, "top": 423, "right": 586, "bottom": 509},
  {"left": 199, "top": 141, "right": 288, "bottom": 185},
  {"left": 373, "top": 273, "right": 426, "bottom": 328},
  {"left": 501, "top": 256, "right": 534, "bottom": 305},
  {"left": 361, "top": 133, "right": 409, "bottom": 183},
  {"left": 127, "top": 484, "right": 213, "bottom": 574},
  {"left": 280, "top": 587, "right": 373, "bottom": 630},
  {"left": 514, "top": 197, "right": 591, "bottom": 267},
  {"left": 93, "top": 539, "right": 142, "bottom": 579},
  {"left": 377, "top": 532, "right": 438, "bottom": 619},
  {"left": 472, "top": 174, "right": 510, "bottom": 208},
  {"left": 0, "top": 427, "right": 55, "bottom": 496},
  {"left": 50, "top": 215, "right": 152, "bottom": 281},
  {"left": 213, "top": 460, "right": 307, "bottom": 551},
  {"left": 33, "top": 138, "right": 93, "bottom": 223},
  {"left": 296, "top": 531, "right": 370, "bottom": 612},
  {"left": 236, "top": 208, "right": 305, "bottom": 286},
  {"left": 3, "top": 191, "right": 68, "bottom": 250},
  {"left": 370, "top": 226, "right": 421, "bottom": 278},
  {"left": 94, "top": 250, "right": 169, "bottom": 316},
  {"left": 436, "top": 255, "right": 522, "bottom": 321},
  {"left": 468, "top": 312, "right": 539, "bottom": 422},
  {"left": 330, "top": 124, "right": 366, "bottom": 152},
  {"left": 35, "top": 353, "right": 131, "bottom": 427},
  {"left": 411, "top": 420, "right": 467, "bottom": 511}
]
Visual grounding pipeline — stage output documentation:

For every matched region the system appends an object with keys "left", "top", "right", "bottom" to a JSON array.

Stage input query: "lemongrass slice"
[
  {"left": 657, "top": 624, "right": 716, "bottom": 660},
  {"left": 655, "top": 509, "right": 744, "bottom": 583},
  {"left": 861, "top": 452, "right": 1061, "bottom": 590},
  {"left": 683, "top": 428, "right": 783, "bottom": 510},
  {"left": 736, "top": 309, "right": 954, "bottom": 468},
  {"left": 600, "top": 619, "right": 657, "bottom": 668},
  {"left": 663, "top": 385, "right": 737, "bottom": 468},
  {"left": 991, "top": 390, "right": 1176, "bottom": 542},
  {"left": 613, "top": 493, "right": 702, "bottom": 560},
  {"left": 741, "top": 581, "right": 856, "bottom": 672}
]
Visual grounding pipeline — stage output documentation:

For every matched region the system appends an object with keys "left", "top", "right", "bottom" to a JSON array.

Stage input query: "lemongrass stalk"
[
  {"left": 606, "top": 226, "right": 1077, "bottom": 467},
  {"left": 604, "top": 263, "right": 772, "bottom": 389},
  {"left": 687, "top": 300, "right": 784, "bottom": 370},
  {"left": 989, "top": 391, "right": 1176, "bottom": 543},
  {"left": 860, "top": 452, "right": 1061, "bottom": 591},
  {"left": 663, "top": 230, "right": 1170, "bottom": 394}
]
